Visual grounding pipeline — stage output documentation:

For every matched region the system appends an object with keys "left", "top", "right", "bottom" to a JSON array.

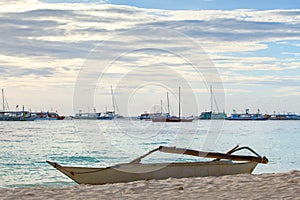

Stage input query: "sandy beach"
[{"left": 0, "top": 170, "right": 299, "bottom": 200}]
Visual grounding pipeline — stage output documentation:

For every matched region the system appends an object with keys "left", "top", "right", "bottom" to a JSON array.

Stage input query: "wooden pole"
[
  {"left": 213, "top": 145, "right": 239, "bottom": 161},
  {"left": 159, "top": 146, "right": 268, "bottom": 164},
  {"left": 130, "top": 147, "right": 160, "bottom": 163}
]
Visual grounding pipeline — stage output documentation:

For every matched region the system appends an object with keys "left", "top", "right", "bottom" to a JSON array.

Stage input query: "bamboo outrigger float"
[{"left": 47, "top": 145, "right": 268, "bottom": 185}]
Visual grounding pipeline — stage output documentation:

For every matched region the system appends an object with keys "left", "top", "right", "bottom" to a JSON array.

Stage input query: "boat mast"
[
  {"left": 160, "top": 100, "right": 163, "bottom": 114},
  {"left": 211, "top": 85, "right": 220, "bottom": 113},
  {"left": 2, "top": 88, "right": 4, "bottom": 112},
  {"left": 110, "top": 85, "right": 115, "bottom": 113},
  {"left": 178, "top": 87, "right": 181, "bottom": 118},
  {"left": 210, "top": 85, "right": 213, "bottom": 112},
  {"left": 22, "top": 105, "right": 24, "bottom": 120},
  {"left": 167, "top": 92, "right": 170, "bottom": 114}
]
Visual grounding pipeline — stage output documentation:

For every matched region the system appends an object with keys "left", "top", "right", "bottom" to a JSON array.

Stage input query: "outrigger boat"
[{"left": 47, "top": 145, "right": 268, "bottom": 185}]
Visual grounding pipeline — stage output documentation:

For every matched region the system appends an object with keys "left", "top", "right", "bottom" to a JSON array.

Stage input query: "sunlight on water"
[{"left": 0, "top": 120, "right": 299, "bottom": 188}]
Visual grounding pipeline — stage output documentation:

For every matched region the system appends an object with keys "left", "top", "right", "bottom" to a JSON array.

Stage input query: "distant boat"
[
  {"left": 152, "top": 87, "right": 193, "bottom": 122},
  {"left": 73, "top": 109, "right": 101, "bottom": 120},
  {"left": 0, "top": 89, "right": 35, "bottom": 121},
  {"left": 32, "top": 111, "right": 65, "bottom": 120},
  {"left": 226, "top": 109, "right": 270, "bottom": 121},
  {"left": 200, "top": 111, "right": 227, "bottom": 120},
  {"left": 110, "top": 86, "right": 124, "bottom": 119},
  {"left": 47, "top": 145, "right": 268, "bottom": 185},
  {"left": 139, "top": 112, "right": 163, "bottom": 120},
  {"left": 139, "top": 99, "right": 170, "bottom": 120},
  {"left": 98, "top": 86, "right": 123, "bottom": 120},
  {"left": 97, "top": 111, "right": 115, "bottom": 120},
  {"left": 152, "top": 116, "right": 193, "bottom": 122},
  {"left": 270, "top": 113, "right": 300, "bottom": 120},
  {"left": 0, "top": 110, "right": 35, "bottom": 121},
  {"left": 199, "top": 85, "right": 227, "bottom": 120}
]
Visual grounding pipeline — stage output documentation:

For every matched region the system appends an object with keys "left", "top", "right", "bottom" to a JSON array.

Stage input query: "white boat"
[
  {"left": 139, "top": 100, "right": 170, "bottom": 120},
  {"left": 47, "top": 145, "right": 268, "bottom": 185},
  {"left": 97, "top": 111, "right": 115, "bottom": 120},
  {"left": 73, "top": 108, "right": 101, "bottom": 120},
  {"left": 270, "top": 113, "right": 300, "bottom": 120},
  {"left": 139, "top": 112, "right": 168, "bottom": 120},
  {"left": 98, "top": 86, "right": 123, "bottom": 120}
]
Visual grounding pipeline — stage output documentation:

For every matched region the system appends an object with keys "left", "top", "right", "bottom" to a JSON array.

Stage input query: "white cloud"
[
  {"left": 0, "top": 1, "right": 300, "bottom": 114},
  {"left": 0, "top": 0, "right": 42, "bottom": 13},
  {"left": 273, "top": 86, "right": 300, "bottom": 98}
]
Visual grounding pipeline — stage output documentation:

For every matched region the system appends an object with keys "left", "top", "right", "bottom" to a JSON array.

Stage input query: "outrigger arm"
[{"left": 130, "top": 146, "right": 268, "bottom": 164}]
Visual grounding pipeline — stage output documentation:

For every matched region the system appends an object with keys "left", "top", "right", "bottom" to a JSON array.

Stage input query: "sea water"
[{"left": 0, "top": 119, "right": 299, "bottom": 188}]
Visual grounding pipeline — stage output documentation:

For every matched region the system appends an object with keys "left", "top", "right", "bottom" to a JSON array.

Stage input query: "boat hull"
[
  {"left": 152, "top": 117, "right": 193, "bottom": 122},
  {"left": 47, "top": 161, "right": 257, "bottom": 185},
  {"left": 0, "top": 117, "right": 35, "bottom": 121},
  {"left": 97, "top": 116, "right": 114, "bottom": 120},
  {"left": 270, "top": 114, "right": 300, "bottom": 120},
  {"left": 226, "top": 111, "right": 270, "bottom": 121},
  {"left": 225, "top": 118, "right": 269, "bottom": 121}
]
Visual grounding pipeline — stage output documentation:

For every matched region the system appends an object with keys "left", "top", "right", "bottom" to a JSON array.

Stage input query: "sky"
[{"left": 0, "top": 0, "right": 299, "bottom": 116}]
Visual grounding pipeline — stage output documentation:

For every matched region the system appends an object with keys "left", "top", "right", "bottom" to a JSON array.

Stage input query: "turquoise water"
[{"left": 0, "top": 119, "right": 299, "bottom": 188}]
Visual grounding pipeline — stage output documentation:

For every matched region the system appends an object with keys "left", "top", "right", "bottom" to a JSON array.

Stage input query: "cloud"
[
  {"left": 0, "top": 1, "right": 299, "bottom": 113},
  {"left": 0, "top": 0, "right": 42, "bottom": 13},
  {"left": 275, "top": 86, "right": 300, "bottom": 96}
]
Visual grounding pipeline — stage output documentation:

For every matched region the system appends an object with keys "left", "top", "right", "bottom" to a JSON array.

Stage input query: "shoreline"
[{"left": 0, "top": 170, "right": 299, "bottom": 199}]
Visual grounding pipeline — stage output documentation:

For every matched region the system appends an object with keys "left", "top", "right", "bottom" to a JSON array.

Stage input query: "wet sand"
[{"left": 0, "top": 170, "right": 299, "bottom": 200}]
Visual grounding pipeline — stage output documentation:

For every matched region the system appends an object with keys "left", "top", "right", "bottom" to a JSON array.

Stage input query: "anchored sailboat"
[
  {"left": 152, "top": 87, "right": 193, "bottom": 122},
  {"left": 199, "top": 85, "right": 227, "bottom": 120},
  {"left": 0, "top": 89, "right": 35, "bottom": 121},
  {"left": 98, "top": 86, "right": 123, "bottom": 120}
]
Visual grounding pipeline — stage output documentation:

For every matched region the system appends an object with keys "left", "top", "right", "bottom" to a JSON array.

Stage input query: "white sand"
[{"left": 0, "top": 170, "right": 299, "bottom": 200}]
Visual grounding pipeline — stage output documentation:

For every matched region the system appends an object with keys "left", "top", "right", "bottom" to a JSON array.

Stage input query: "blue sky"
[
  {"left": 0, "top": 0, "right": 299, "bottom": 115},
  {"left": 43, "top": 0, "right": 299, "bottom": 10}
]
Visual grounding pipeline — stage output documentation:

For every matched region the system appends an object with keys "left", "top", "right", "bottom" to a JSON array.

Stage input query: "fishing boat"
[
  {"left": 47, "top": 145, "right": 268, "bottom": 185},
  {"left": 0, "top": 89, "right": 35, "bottom": 121},
  {"left": 199, "top": 86, "right": 227, "bottom": 120},
  {"left": 152, "top": 87, "right": 193, "bottom": 122},
  {"left": 200, "top": 111, "right": 227, "bottom": 120},
  {"left": 32, "top": 111, "right": 65, "bottom": 120},
  {"left": 97, "top": 111, "right": 115, "bottom": 120},
  {"left": 98, "top": 86, "right": 123, "bottom": 120},
  {"left": 226, "top": 109, "right": 270, "bottom": 121},
  {"left": 139, "top": 100, "right": 170, "bottom": 120},
  {"left": 270, "top": 113, "right": 300, "bottom": 120},
  {"left": 139, "top": 112, "right": 165, "bottom": 120},
  {"left": 73, "top": 108, "right": 101, "bottom": 120},
  {"left": 0, "top": 110, "right": 35, "bottom": 121}
]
